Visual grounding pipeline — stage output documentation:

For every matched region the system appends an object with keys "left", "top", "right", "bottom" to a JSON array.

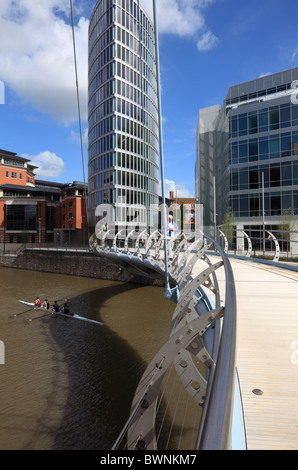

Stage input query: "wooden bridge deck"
[{"left": 214, "top": 258, "right": 298, "bottom": 450}]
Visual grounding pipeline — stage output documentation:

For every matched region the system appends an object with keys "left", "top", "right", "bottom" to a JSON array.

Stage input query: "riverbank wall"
[{"left": 0, "top": 249, "right": 164, "bottom": 286}]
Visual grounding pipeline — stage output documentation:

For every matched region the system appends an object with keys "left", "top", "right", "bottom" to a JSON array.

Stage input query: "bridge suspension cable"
[
  {"left": 152, "top": 0, "right": 179, "bottom": 303},
  {"left": 69, "top": 0, "right": 90, "bottom": 243}
]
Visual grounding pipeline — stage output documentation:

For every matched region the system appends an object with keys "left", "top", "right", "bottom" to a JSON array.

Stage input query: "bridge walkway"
[{"left": 193, "top": 257, "right": 298, "bottom": 450}]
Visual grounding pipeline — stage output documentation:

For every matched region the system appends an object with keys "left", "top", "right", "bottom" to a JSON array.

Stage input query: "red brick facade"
[
  {"left": 169, "top": 191, "right": 195, "bottom": 231},
  {"left": 0, "top": 149, "right": 87, "bottom": 246}
]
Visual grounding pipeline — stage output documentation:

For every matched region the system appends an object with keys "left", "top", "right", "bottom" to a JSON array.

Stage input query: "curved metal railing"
[
  {"left": 90, "top": 229, "right": 240, "bottom": 450},
  {"left": 217, "top": 227, "right": 298, "bottom": 263}
]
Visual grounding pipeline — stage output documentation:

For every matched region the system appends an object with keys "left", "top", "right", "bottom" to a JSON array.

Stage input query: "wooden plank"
[
  {"left": 226, "top": 259, "right": 298, "bottom": 450},
  {"left": 193, "top": 257, "right": 298, "bottom": 450}
]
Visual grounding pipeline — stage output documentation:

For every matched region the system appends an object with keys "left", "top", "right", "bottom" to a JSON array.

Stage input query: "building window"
[
  {"left": 281, "top": 162, "right": 292, "bottom": 186},
  {"left": 248, "top": 114, "right": 258, "bottom": 134},
  {"left": 46, "top": 206, "right": 56, "bottom": 231},
  {"left": 280, "top": 104, "right": 291, "bottom": 128},
  {"left": 294, "top": 162, "right": 298, "bottom": 184},
  {"left": 250, "top": 196, "right": 259, "bottom": 217},
  {"left": 6, "top": 205, "right": 37, "bottom": 230},
  {"left": 240, "top": 195, "right": 249, "bottom": 217},
  {"left": 281, "top": 133, "right": 291, "bottom": 157},
  {"left": 270, "top": 137, "right": 280, "bottom": 159},
  {"left": 271, "top": 193, "right": 281, "bottom": 215},
  {"left": 19, "top": 173, "right": 22, "bottom": 180},
  {"left": 270, "top": 165, "right": 280, "bottom": 187},
  {"left": 5, "top": 171, "right": 8, "bottom": 177},
  {"left": 269, "top": 108, "right": 279, "bottom": 130},
  {"left": 249, "top": 140, "right": 258, "bottom": 162},
  {"left": 11, "top": 172, "right": 17, "bottom": 178},
  {"left": 249, "top": 168, "right": 258, "bottom": 189}
]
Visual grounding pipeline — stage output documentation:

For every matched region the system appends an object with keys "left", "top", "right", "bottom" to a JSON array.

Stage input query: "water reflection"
[{"left": 0, "top": 267, "right": 174, "bottom": 450}]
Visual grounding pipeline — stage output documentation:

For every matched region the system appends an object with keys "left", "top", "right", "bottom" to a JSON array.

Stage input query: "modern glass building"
[
  {"left": 196, "top": 67, "right": 298, "bottom": 245},
  {"left": 88, "top": 0, "right": 159, "bottom": 230}
]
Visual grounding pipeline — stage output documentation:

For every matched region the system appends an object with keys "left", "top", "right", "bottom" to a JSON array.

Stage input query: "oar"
[
  {"left": 10, "top": 308, "right": 34, "bottom": 318},
  {"left": 25, "top": 312, "right": 54, "bottom": 324}
]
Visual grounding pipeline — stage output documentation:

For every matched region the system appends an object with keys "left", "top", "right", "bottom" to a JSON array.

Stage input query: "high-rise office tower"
[
  {"left": 196, "top": 67, "right": 298, "bottom": 247},
  {"left": 88, "top": 0, "right": 159, "bottom": 230}
]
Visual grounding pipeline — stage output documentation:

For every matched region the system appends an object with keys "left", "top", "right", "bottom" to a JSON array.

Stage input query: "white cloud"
[
  {"left": 197, "top": 30, "right": 218, "bottom": 51},
  {"left": 140, "top": 0, "right": 215, "bottom": 38},
  {"left": 0, "top": 0, "right": 88, "bottom": 125},
  {"left": 161, "top": 178, "right": 193, "bottom": 198},
  {"left": 69, "top": 127, "right": 88, "bottom": 145},
  {"left": 23, "top": 150, "right": 65, "bottom": 178},
  {"left": 291, "top": 49, "right": 298, "bottom": 63},
  {"left": 0, "top": 0, "right": 217, "bottom": 126}
]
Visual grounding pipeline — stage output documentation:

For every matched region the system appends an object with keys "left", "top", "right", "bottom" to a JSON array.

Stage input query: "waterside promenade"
[{"left": 193, "top": 257, "right": 298, "bottom": 450}]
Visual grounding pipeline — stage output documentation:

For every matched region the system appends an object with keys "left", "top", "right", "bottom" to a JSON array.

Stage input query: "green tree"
[
  {"left": 279, "top": 208, "right": 296, "bottom": 257},
  {"left": 221, "top": 207, "right": 235, "bottom": 244}
]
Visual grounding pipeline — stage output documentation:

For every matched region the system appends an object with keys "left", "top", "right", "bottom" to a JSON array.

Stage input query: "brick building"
[
  {"left": 0, "top": 149, "right": 87, "bottom": 247},
  {"left": 169, "top": 191, "right": 195, "bottom": 231}
]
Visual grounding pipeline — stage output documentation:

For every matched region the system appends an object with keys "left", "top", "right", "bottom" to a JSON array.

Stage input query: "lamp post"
[
  {"left": 262, "top": 172, "right": 265, "bottom": 256},
  {"left": 213, "top": 176, "right": 217, "bottom": 241},
  {"left": 3, "top": 204, "right": 6, "bottom": 253},
  {"left": 38, "top": 218, "right": 42, "bottom": 244}
]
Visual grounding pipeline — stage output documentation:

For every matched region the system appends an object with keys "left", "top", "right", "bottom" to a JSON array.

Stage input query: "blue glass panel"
[
  {"left": 239, "top": 141, "right": 248, "bottom": 163},
  {"left": 258, "top": 109, "right": 268, "bottom": 132},
  {"left": 238, "top": 114, "right": 247, "bottom": 136},
  {"left": 281, "top": 133, "right": 291, "bottom": 157},
  {"left": 239, "top": 169, "right": 248, "bottom": 190},
  {"left": 270, "top": 137, "right": 280, "bottom": 158},
  {"left": 282, "top": 192, "right": 292, "bottom": 210},
  {"left": 232, "top": 143, "right": 238, "bottom": 164},
  {"left": 259, "top": 137, "right": 268, "bottom": 160},
  {"left": 239, "top": 195, "right": 248, "bottom": 217},
  {"left": 293, "top": 162, "right": 298, "bottom": 184},
  {"left": 281, "top": 162, "right": 292, "bottom": 186},
  {"left": 269, "top": 109, "right": 279, "bottom": 130},
  {"left": 280, "top": 105, "right": 291, "bottom": 128},
  {"left": 249, "top": 140, "right": 258, "bottom": 162}
]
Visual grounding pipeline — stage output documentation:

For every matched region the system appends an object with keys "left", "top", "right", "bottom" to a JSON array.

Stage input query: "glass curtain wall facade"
[
  {"left": 196, "top": 67, "right": 298, "bottom": 234},
  {"left": 88, "top": 0, "right": 159, "bottom": 229}
]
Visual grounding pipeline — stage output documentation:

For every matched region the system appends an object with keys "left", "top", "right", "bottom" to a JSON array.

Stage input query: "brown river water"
[{"left": 0, "top": 267, "right": 175, "bottom": 450}]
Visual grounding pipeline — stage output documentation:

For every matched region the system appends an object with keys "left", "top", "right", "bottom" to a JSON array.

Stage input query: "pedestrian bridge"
[{"left": 90, "top": 229, "right": 298, "bottom": 450}]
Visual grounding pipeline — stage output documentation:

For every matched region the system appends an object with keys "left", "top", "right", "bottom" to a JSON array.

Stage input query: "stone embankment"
[{"left": 0, "top": 248, "right": 163, "bottom": 286}]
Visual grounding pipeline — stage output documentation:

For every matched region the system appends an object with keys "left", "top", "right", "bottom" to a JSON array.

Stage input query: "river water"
[{"left": 0, "top": 267, "right": 175, "bottom": 450}]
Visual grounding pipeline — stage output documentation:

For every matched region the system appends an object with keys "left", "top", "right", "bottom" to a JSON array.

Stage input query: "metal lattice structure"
[{"left": 90, "top": 229, "right": 239, "bottom": 450}]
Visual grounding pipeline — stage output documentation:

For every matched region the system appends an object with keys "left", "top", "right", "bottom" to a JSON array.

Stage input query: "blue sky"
[{"left": 0, "top": 0, "right": 297, "bottom": 197}]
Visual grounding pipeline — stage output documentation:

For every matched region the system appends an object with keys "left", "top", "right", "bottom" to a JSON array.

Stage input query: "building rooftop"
[
  {"left": 0, "top": 150, "right": 31, "bottom": 163},
  {"left": 225, "top": 66, "right": 298, "bottom": 106},
  {"left": 2, "top": 183, "right": 62, "bottom": 195}
]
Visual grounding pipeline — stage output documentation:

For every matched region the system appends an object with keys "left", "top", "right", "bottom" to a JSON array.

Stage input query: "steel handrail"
[
  {"left": 91, "top": 229, "right": 238, "bottom": 450},
  {"left": 196, "top": 235, "right": 237, "bottom": 450}
]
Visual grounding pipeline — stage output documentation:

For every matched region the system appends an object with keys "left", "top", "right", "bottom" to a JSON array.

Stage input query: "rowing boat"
[{"left": 18, "top": 300, "right": 104, "bottom": 326}]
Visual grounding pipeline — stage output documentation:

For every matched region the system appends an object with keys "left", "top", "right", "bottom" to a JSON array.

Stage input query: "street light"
[
  {"left": 213, "top": 176, "right": 217, "bottom": 240},
  {"left": 38, "top": 218, "right": 42, "bottom": 244},
  {"left": 262, "top": 172, "right": 265, "bottom": 255}
]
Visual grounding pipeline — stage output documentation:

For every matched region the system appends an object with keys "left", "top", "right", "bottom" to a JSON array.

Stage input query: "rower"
[
  {"left": 52, "top": 301, "right": 60, "bottom": 312},
  {"left": 42, "top": 299, "right": 50, "bottom": 309},
  {"left": 62, "top": 302, "right": 73, "bottom": 316},
  {"left": 35, "top": 297, "right": 41, "bottom": 307}
]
